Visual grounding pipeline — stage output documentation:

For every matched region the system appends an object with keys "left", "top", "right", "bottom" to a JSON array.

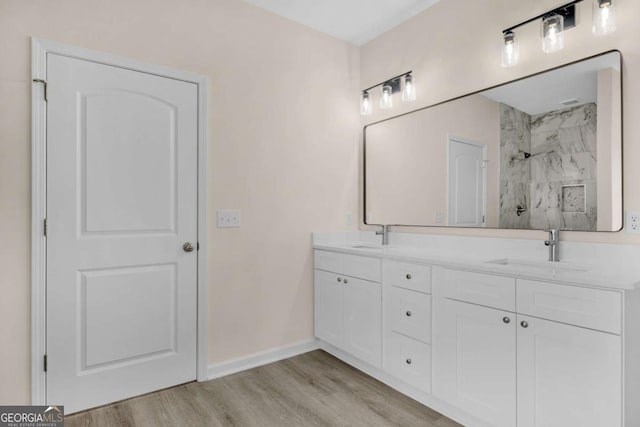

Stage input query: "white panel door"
[
  {"left": 448, "top": 139, "right": 485, "bottom": 226},
  {"left": 517, "top": 315, "right": 622, "bottom": 427},
  {"left": 46, "top": 54, "right": 198, "bottom": 413},
  {"left": 343, "top": 277, "right": 382, "bottom": 368},
  {"left": 314, "top": 270, "right": 343, "bottom": 348},
  {"left": 433, "top": 299, "right": 516, "bottom": 427}
]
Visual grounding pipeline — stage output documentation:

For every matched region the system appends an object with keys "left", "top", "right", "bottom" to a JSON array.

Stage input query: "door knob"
[{"left": 183, "top": 242, "right": 195, "bottom": 253}]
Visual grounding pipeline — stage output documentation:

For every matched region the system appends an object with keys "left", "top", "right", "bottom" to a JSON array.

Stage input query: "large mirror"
[{"left": 364, "top": 51, "right": 622, "bottom": 231}]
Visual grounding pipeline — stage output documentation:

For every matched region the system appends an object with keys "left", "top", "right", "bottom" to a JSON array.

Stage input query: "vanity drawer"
[
  {"left": 314, "top": 250, "right": 381, "bottom": 282},
  {"left": 343, "top": 254, "right": 381, "bottom": 282},
  {"left": 389, "top": 287, "right": 431, "bottom": 343},
  {"left": 441, "top": 269, "right": 515, "bottom": 312},
  {"left": 517, "top": 279, "right": 622, "bottom": 334},
  {"left": 314, "top": 250, "right": 342, "bottom": 273},
  {"left": 385, "top": 332, "right": 431, "bottom": 393},
  {"left": 384, "top": 259, "right": 431, "bottom": 294}
]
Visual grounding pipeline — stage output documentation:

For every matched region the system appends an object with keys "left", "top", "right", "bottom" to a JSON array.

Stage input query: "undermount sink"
[{"left": 485, "top": 258, "right": 588, "bottom": 273}]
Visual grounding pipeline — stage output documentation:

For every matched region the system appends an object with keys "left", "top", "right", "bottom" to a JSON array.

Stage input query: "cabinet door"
[
  {"left": 343, "top": 277, "right": 382, "bottom": 368},
  {"left": 314, "top": 270, "right": 343, "bottom": 348},
  {"left": 517, "top": 315, "right": 622, "bottom": 427},
  {"left": 433, "top": 299, "right": 516, "bottom": 427}
]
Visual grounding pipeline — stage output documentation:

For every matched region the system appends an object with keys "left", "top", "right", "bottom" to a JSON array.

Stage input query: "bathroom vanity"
[{"left": 313, "top": 231, "right": 640, "bottom": 427}]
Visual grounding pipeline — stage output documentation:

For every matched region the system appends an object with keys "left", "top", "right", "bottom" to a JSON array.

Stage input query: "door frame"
[
  {"left": 30, "top": 38, "right": 209, "bottom": 405},
  {"left": 446, "top": 135, "right": 487, "bottom": 227}
]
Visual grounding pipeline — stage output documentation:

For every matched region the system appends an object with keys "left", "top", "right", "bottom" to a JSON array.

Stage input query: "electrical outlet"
[
  {"left": 626, "top": 211, "right": 640, "bottom": 234},
  {"left": 217, "top": 209, "right": 241, "bottom": 228}
]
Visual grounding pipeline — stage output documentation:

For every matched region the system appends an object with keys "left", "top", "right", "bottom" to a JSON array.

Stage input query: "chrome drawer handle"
[
  {"left": 406, "top": 358, "right": 412, "bottom": 365},
  {"left": 405, "top": 273, "right": 412, "bottom": 280},
  {"left": 503, "top": 317, "right": 510, "bottom": 324},
  {"left": 337, "top": 277, "right": 342, "bottom": 283},
  {"left": 521, "top": 321, "right": 529, "bottom": 328},
  {"left": 405, "top": 311, "right": 412, "bottom": 317},
  {"left": 343, "top": 278, "right": 348, "bottom": 284}
]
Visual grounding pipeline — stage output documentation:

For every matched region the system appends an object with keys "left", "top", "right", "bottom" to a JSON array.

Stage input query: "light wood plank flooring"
[{"left": 66, "top": 350, "right": 463, "bottom": 427}]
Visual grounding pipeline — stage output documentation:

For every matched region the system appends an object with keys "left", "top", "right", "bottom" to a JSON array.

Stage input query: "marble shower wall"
[
  {"left": 499, "top": 104, "right": 531, "bottom": 228},
  {"left": 529, "top": 103, "right": 597, "bottom": 231},
  {"left": 499, "top": 103, "right": 597, "bottom": 231}
]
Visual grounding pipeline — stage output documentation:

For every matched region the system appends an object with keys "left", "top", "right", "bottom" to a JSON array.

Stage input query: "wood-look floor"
[{"left": 66, "top": 350, "right": 463, "bottom": 427}]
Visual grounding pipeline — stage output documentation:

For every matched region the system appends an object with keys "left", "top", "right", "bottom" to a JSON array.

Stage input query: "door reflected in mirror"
[{"left": 364, "top": 51, "right": 622, "bottom": 232}]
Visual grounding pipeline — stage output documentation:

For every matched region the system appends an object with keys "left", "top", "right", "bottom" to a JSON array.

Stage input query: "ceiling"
[
  {"left": 482, "top": 53, "right": 620, "bottom": 116},
  {"left": 241, "top": 0, "right": 442, "bottom": 45}
]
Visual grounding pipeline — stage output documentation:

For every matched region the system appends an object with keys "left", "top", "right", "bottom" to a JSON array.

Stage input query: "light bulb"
[
  {"left": 360, "top": 91, "right": 372, "bottom": 116},
  {"left": 501, "top": 31, "right": 519, "bottom": 68},
  {"left": 593, "top": 0, "right": 616, "bottom": 36},
  {"left": 402, "top": 74, "right": 416, "bottom": 102},
  {"left": 380, "top": 84, "right": 393, "bottom": 109},
  {"left": 542, "top": 14, "right": 564, "bottom": 53}
]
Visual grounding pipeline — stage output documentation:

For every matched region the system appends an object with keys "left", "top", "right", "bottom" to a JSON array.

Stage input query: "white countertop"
[{"left": 313, "top": 232, "right": 640, "bottom": 291}]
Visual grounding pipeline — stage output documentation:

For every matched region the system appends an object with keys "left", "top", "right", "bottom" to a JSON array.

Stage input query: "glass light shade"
[
  {"left": 360, "top": 91, "right": 372, "bottom": 115},
  {"left": 501, "top": 31, "right": 519, "bottom": 68},
  {"left": 593, "top": 0, "right": 616, "bottom": 36},
  {"left": 380, "top": 84, "right": 393, "bottom": 109},
  {"left": 542, "top": 14, "right": 564, "bottom": 53},
  {"left": 402, "top": 74, "right": 416, "bottom": 102}
]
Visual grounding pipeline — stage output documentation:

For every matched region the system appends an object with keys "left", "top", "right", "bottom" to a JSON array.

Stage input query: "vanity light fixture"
[
  {"left": 501, "top": 0, "right": 583, "bottom": 66},
  {"left": 501, "top": 31, "right": 519, "bottom": 68},
  {"left": 542, "top": 14, "right": 565, "bottom": 53},
  {"left": 593, "top": 0, "right": 616, "bottom": 36},
  {"left": 380, "top": 84, "right": 393, "bottom": 109},
  {"left": 361, "top": 91, "right": 372, "bottom": 115},
  {"left": 402, "top": 74, "right": 416, "bottom": 102},
  {"left": 360, "top": 71, "right": 414, "bottom": 115}
]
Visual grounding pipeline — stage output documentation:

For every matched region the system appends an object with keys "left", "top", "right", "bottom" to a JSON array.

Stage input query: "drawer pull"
[
  {"left": 343, "top": 278, "right": 349, "bottom": 284},
  {"left": 405, "top": 358, "right": 412, "bottom": 365},
  {"left": 503, "top": 316, "right": 510, "bottom": 324},
  {"left": 405, "top": 310, "right": 412, "bottom": 317},
  {"left": 406, "top": 273, "right": 412, "bottom": 280},
  {"left": 521, "top": 321, "right": 529, "bottom": 328},
  {"left": 337, "top": 277, "right": 342, "bottom": 283}
]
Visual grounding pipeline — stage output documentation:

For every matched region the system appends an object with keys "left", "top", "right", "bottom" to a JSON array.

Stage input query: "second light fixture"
[
  {"left": 361, "top": 72, "right": 415, "bottom": 116},
  {"left": 501, "top": 0, "right": 616, "bottom": 68}
]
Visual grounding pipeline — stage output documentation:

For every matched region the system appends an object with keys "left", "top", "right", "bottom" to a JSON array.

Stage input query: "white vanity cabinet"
[
  {"left": 433, "top": 267, "right": 623, "bottom": 427},
  {"left": 314, "top": 250, "right": 382, "bottom": 368}
]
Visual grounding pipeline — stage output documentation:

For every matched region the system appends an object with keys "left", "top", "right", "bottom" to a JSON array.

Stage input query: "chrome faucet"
[
  {"left": 376, "top": 225, "right": 389, "bottom": 246},
  {"left": 544, "top": 229, "right": 559, "bottom": 262}
]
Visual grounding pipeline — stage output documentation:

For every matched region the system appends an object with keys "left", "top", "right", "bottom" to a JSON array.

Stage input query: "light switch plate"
[{"left": 217, "top": 209, "right": 241, "bottom": 228}]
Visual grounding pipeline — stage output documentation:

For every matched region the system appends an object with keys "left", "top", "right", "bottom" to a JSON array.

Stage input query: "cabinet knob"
[
  {"left": 503, "top": 317, "right": 510, "bottom": 324},
  {"left": 337, "top": 277, "right": 342, "bottom": 283},
  {"left": 521, "top": 321, "right": 529, "bottom": 328},
  {"left": 405, "top": 273, "right": 412, "bottom": 280},
  {"left": 405, "top": 310, "right": 412, "bottom": 317},
  {"left": 405, "top": 358, "right": 412, "bottom": 365},
  {"left": 343, "top": 278, "right": 348, "bottom": 284}
]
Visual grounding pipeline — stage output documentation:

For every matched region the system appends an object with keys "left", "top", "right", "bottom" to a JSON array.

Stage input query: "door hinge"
[
  {"left": 43, "top": 218, "right": 47, "bottom": 237},
  {"left": 33, "top": 79, "right": 48, "bottom": 102},
  {"left": 44, "top": 354, "right": 47, "bottom": 372}
]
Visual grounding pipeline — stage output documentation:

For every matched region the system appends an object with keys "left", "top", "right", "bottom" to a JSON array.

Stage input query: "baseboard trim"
[{"left": 207, "top": 338, "right": 320, "bottom": 380}]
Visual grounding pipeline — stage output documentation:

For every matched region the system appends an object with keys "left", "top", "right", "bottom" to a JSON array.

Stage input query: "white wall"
[
  {"left": 360, "top": 0, "right": 640, "bottom": 244},
  {"left": 0, "top": 0, "right": 360, "bottom": 403}
]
